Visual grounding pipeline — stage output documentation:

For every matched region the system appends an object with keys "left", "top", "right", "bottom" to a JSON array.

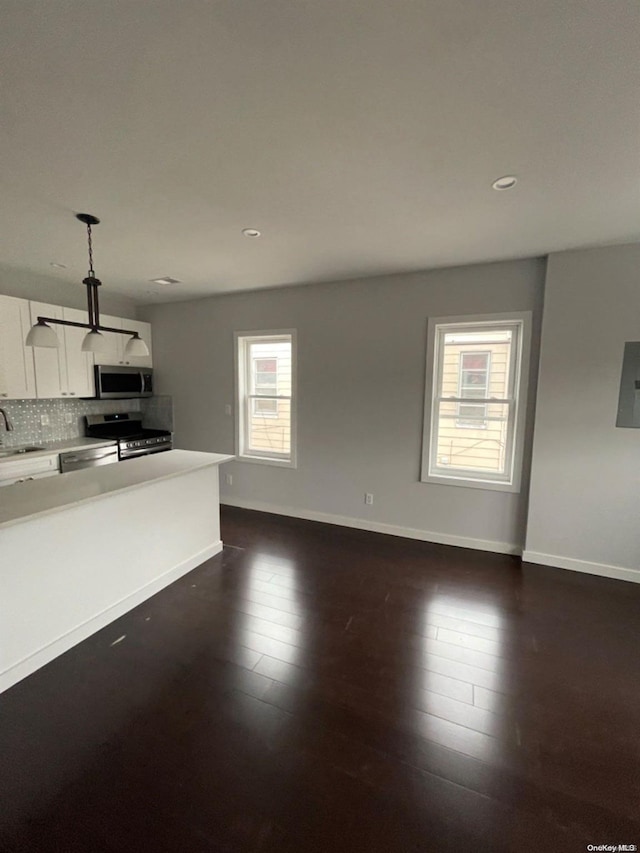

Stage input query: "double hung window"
[
  {"left": 421, "top": 313, "right": 531, "bottom": 491},
  {"left": 235, "top": 331, "right": 296, "bottom": 466}
]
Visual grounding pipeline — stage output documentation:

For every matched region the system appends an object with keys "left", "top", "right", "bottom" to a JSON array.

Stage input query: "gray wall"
[
  {"left": 143, "top": 258, "right": 545, "bottom": 552},
  {"left": 0, "top": 263, "right": 137, "bottom": 318},
  {"left": 525, "top": 244, "right": 640, "bottom": 581}
]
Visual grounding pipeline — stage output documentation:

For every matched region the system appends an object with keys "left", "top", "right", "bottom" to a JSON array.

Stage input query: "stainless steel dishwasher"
[{"left": 59, "top": 444, "right": 119, "bottom": 473}]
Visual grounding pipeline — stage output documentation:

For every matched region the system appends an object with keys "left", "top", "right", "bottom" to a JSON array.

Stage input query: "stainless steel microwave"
[{"left": 94, "top": 365, "right": 153, "bottom": 399}]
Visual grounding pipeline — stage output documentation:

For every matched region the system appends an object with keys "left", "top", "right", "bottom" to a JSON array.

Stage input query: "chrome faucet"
[{"left": 0, "top": 407, "right": 14, "bottom": 439}]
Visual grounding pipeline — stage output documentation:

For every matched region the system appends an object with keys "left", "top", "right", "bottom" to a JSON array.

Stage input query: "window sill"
[
  {"left": 237, "top": 453, "right": 297, "bottom": 469},
  {"left": 422, "top": 472, "right": 520, "bottom": 493}
]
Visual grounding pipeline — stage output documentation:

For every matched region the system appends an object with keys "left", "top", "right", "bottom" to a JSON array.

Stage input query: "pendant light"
[
  {"left": 81, "top": 330, "right": 110, "bottom": 353},
  {"left": 26, "top": 213, "right": 149, "bottom": 357},
  {"left": 25, "top": 319, "right": 60, "bottom": 348},
  {"left": 124, "top": 335, "right": 149, "bottom": 357}
]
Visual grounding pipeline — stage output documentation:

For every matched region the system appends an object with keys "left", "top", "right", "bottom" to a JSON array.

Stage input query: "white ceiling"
[{"left": 1, "top": 0, "right": 639, "bottom": 304}]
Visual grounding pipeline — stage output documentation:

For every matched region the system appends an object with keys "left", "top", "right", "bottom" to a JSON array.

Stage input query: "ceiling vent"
[{"left": 150, "top": 276, "right": 181, "bottom": 285}]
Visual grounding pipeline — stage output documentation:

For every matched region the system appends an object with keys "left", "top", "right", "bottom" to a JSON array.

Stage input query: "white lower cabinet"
[
  {"left": 0, "top": 295, "right": 37, "bottom": 399},
  {"left": 30, "top": 302, "right": 95, "bottom": 398},
  {"left": 0, "top": 453, "right": 60, "bottom": 487},
  {"left": 0, "top": 469, "right": 60, "bottom": 487}
]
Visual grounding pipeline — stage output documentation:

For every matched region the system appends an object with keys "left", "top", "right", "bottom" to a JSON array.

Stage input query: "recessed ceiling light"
[
  {"left": 492, "top": 176, "right": 517, "bottom": 191},
  {"left": 150, "top": 276, "right": 181, "bottom": 285},
  {"left": 242, "top": 228, "right": 261, "bottom": 238},
  {"left": 50, "top": 262, "right": 67, "bottom": 269}
]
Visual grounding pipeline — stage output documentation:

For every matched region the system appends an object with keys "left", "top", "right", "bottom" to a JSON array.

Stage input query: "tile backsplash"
[
  {"left": 139, "top": 395, "right": 174, "bottom": 433},
  {"left": 0, "top": 396, "right": 173, "bottom": 447}
]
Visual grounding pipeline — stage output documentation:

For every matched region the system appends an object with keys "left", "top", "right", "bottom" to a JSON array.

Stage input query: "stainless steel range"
[{"left": 85, "top": 412, "right": 172, "bottom": 460}]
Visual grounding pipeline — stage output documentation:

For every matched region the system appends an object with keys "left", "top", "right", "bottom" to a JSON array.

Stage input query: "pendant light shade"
[
  {"left": 123, "top": 334, "right": 149, "bottom": 358},
  {"left": 81, "top": 330, "right": 110, "bottom": 353},
  {"left": 25, "top": 320, "right": 60, "bottom": 348}
]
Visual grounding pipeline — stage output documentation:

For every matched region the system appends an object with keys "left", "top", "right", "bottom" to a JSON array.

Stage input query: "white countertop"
[
  {"left": 0, "top": 449, "right": 234, "bottom": 529},
  {"left": 0, "top": 437, "right": 117, "bottom": 466}
]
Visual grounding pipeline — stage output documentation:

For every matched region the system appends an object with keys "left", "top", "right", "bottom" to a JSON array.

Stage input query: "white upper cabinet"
[
  {"left": 62, "top": 307, "right": 95, "bottom": 398},
  {"left": 93, "top": 317, "right": 152, "bottom": 368},
  {"left": 30, "top": 302, "right": 96, "bottom": 398},
  {"left": 1, "top": 298, "right": 152, "bottom": 398},
  {"left": 92, "top": 314, "right": 124, "bottom": 366},
  {"left": 0, "top": 295, "right": 36, "bottom": 399},
  {"left": 30, "top": 302, "right": 67, "bottom": 398}
]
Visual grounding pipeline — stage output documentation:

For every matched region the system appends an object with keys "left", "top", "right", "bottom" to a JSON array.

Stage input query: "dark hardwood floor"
[{"left": 2, "top": 506, "right": 639, "bottom": 852}]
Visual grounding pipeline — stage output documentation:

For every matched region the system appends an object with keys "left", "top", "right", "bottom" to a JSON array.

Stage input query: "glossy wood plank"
[{"left": 1, "top": 505, "right": 639, "bottom": 851}]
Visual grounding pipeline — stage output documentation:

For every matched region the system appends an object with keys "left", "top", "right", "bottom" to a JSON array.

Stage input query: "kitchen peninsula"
[{"left": 0, "top": 449, "right": 232, "bottom": 693}]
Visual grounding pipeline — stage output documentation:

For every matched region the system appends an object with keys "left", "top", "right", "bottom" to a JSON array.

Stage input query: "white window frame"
[
  {"left": 234, "top": 329, "right": 297, "bottom": 468},
  {"left": 420, "top": 312, "right": 532, "bottom": 493}
]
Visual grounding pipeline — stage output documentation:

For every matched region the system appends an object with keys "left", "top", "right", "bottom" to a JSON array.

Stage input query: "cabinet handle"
[
  {"left": 61, "top": 392, "right": 68, "bottom": 396},
  {"left": 70, "top": 392, "right": 76, "bottom": 396},
  {"left": 0, "top": 392, "right": 7, "bottom": 397}
]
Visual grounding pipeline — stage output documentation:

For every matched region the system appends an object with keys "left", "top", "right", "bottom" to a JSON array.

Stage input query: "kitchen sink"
[{"left": 0, "top": 446, "right": 45, "bottom": 458}]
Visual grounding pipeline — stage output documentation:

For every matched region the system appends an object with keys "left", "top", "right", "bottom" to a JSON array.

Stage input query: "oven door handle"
[{"left": 140, "top": 371, "right": 145, "bottom": 394}]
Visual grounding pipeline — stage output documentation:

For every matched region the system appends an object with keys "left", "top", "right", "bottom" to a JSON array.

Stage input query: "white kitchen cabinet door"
[
  {"left": 93, "top": 315, "right": 124, "bottom": 366},
  {"left": 30, "top": 302, "right": 66, "bottom": 398},
  {"left": 93, "top": 316, "right": 153, "bottom": 367},
  {"left": 62, "top": 307, "right": 95, "bottom": 398},
  {"left": 0, "top": 470, "right": 61, "bottom": 487},
  {"left": 0, "top": 295, "right": 36, "bottom": 399},
  {"left": 0, "top": 453, "right": 60, "bottom": 486}
]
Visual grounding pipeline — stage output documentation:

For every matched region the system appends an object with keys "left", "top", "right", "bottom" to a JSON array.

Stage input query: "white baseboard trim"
[
  {"left": 522, "top": 550, "right": 640, "bottom": 585},
  {"left": 0, "top": 541, "right": 223, "bottom": 695},
  {"left": 222, "top": 497, "right": 520, "bottom": 556}
]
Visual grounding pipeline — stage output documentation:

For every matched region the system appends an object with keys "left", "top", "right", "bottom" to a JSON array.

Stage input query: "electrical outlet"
[
  {"left": 65, "top": 413, "right": 74, "bottom": 424},
  {"left": 365, "top": 493, "right": 374, "bottom": 505},
  {"left": 224, "top": 404, "right": 232, "bottom": 416},
  {"left": 40, "top": 414, "right": 50, "bottom": 427},
  {"left": 225, "top": 474, "right": 233, "bottom": 486}
]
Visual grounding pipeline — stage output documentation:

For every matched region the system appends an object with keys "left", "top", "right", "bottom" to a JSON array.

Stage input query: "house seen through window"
[
  {"left": 457, "top": 351, "right": 491, "bottom": 426},
  {"left": 253, "top": 358, "right": 278, "bottom": 416}
]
